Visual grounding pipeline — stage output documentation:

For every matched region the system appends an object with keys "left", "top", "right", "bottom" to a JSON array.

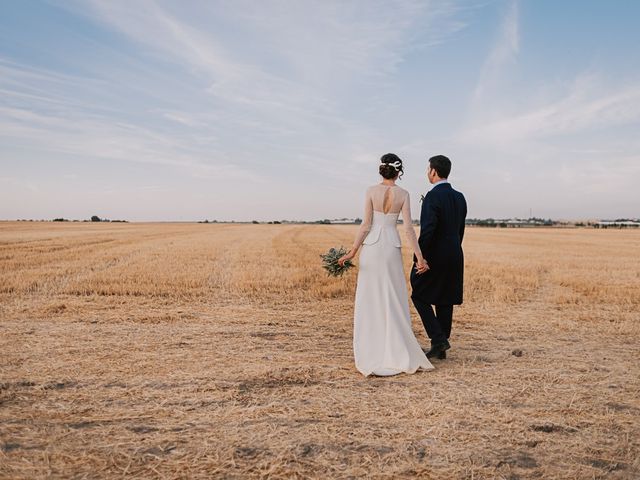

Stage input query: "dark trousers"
[{"left": 411, "top": 297, "right": 453, "bottom": 345}]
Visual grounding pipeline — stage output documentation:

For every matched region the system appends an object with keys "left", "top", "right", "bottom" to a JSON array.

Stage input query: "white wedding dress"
[{"left": 351, "top": 184, "right": 434, "bottom": 376}]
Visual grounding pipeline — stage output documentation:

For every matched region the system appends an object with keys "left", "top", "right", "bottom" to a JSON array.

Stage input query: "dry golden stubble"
[{"left": 0, "top": 222, "right": 638, "bottom": 479}]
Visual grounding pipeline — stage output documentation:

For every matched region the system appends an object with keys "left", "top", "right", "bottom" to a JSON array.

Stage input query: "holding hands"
[
  {"left": 339, "top": 248, "right": 428, "bottom": 275},
  {"left": 415, "top": 257, "right": 429, "bottom": 275}
]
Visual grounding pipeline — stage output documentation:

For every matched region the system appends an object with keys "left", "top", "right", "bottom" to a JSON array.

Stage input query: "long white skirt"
[{"left": 353, "top": 236, "right": 434, "bottom": 376}]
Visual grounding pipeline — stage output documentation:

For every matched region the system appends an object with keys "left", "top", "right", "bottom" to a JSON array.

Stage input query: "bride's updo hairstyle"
[{"left": 379, "top": 153, "right": 404, "bottom": 179}]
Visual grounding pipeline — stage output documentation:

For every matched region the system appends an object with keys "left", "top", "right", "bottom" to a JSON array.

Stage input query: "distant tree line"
[
  {"left": 48, "top": 216, "right": 128, "bottom": 223},
  {"left": 18, "top": 216, "right": 634, "bottom": 227},
  {"left": 219, "top": 219, "right": 358, "bottom": 225},
  {"left": 466, "top": 217, "right": 554, "bottom": 227},
  {"left": 89, "top": 215, "right": 127, "bottom": 222}
]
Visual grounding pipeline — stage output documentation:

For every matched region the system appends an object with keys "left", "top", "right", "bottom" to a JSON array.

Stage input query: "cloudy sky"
[{"left": 1, "top": 0, "right": 639, "bottom": 221}]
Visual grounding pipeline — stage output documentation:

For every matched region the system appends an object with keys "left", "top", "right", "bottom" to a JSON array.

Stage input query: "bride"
[{"left": 339, "top": 154, "right": 434, "bottom": 376}]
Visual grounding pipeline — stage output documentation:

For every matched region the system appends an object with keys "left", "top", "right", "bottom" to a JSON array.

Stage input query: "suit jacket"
[{"left": 410, "top": 182, "right": 467, "bottom": 305}]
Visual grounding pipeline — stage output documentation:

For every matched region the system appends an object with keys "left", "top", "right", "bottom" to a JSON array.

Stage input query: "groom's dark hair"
[{"left": 428, "top": 155, "right": 451, "bottom": 178}]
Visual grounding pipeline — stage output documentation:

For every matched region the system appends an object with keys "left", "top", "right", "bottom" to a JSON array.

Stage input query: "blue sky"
[{"left": 1, "top": 0, "right": 639, "bottom": 221}]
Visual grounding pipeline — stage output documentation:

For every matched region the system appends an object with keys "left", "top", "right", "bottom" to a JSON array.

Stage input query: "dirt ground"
[{"left": 1, "top": 222, "right": 638, "bottom": 479}]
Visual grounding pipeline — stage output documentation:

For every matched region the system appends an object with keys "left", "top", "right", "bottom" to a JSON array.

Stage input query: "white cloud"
[
  {"left": 472, "top": 0, "right": 519, "bottom": 107},
  {"left": 462, "top": 76, "right": 640, "bottom": 147},
  {"left": 7, "top": 0, "right": 636, "bottom": 220},
  {"left": 3, "top": 1, "right": 469, "bottom": 184}
]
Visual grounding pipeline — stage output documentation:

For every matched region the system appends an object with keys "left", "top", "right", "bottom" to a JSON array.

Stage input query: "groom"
[{"left": 410, "top": 155, "right": 467, "bottom": 359}]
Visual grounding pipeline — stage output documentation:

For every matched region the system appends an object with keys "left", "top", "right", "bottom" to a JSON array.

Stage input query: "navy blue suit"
[{"left": 410, "top": 182, "right": 467, "bottom": 345}]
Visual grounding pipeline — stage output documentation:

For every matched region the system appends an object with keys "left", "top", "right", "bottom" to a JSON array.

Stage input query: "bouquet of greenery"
[{"left": 320, "top": 246, "right": 355, "bottom": 277}]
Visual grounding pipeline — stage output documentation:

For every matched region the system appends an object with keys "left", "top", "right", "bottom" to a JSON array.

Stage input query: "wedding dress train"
[{"left": 351, "top": 185, "right": 434, "bottom": 376}]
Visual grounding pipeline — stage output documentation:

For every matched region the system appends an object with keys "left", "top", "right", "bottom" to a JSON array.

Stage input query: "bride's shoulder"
[
  {"left": 363, "top": 185, "right": 376, "bottom": 197},
  {"left": 395, "top": 185, "right": 410, "bottom": 195}
]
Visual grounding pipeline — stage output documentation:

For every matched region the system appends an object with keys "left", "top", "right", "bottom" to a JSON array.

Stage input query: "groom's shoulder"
[
  {"left": 438, "top": 184, "right": 465, "bottom": 203},
  {"left": 452, "top": 186, "right": 466, "bottom": 198},
  {"left": 445, "top": 183, "right": 463, "bottom": 195},
  {"left": 452, "top": 187, "right": 467, "bottom": 205}
]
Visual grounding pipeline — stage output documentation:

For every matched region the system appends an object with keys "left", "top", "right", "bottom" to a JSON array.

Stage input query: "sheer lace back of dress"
[
  {"left": 382, "top": 186, "right": 392, "bottom": 214},
  {"left": 373, "top": 185, "right": 404, "bottom": 214},
  {"left": 350, "top": 184, "right": 422, "bottom": 260}
]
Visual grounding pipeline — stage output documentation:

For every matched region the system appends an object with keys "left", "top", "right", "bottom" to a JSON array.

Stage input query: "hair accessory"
[{"left": 380, "top": 160, "right": 402, "bottom": 170}]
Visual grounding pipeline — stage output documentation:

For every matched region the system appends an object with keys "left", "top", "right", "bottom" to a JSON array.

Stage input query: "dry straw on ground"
[{"left": 1, "top": 222, "right": 638, "bottom": 479}]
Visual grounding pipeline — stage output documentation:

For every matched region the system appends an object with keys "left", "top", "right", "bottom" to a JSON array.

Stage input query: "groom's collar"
[{"left": 431, "top": 179, "right": 449, "bottom": 189}]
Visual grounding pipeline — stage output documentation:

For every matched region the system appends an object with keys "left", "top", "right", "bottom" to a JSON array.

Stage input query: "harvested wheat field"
[{"left": 0, "top": 221, "right": 638, "bottom": 479}]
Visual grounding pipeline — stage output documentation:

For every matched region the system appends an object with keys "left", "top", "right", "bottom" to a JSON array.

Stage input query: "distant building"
[
  {"left": 466, "top": 218, "right": 553, "bottom": 227},
  {"left": 330, "top": 218, "right": 358, "bottom": 224},
  {"left": 595, "top": 220, "right": 640, "bottom": 228}
]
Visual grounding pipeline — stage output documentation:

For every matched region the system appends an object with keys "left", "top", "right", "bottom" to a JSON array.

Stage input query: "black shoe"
[
  {"left": 423, "top": 347, "right": 448, "bottom": 359},
  {"left": 425, "top": 340, "right": 450, "bottom": 359}
]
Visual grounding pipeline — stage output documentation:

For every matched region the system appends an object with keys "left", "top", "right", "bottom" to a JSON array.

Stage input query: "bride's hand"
[
  {"left": 338, "top": 249, "right": 356, "bottom": 267},
  {"left": 415, "top": 258, "right": 429, "bottom": 274}
]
